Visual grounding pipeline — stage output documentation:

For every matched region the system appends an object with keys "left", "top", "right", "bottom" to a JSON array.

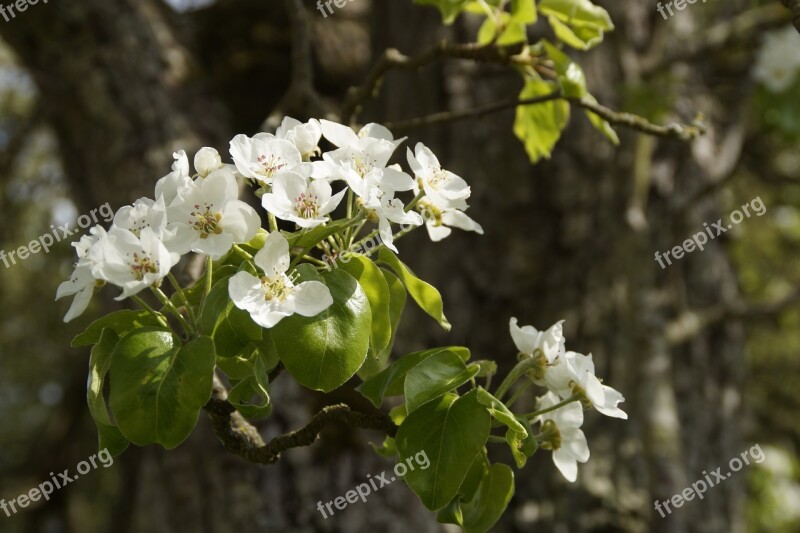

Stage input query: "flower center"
[
  {"left": 261, "top": 274, "right": 294, "bottom": 302},
  {"left": 257, "top": 154, "right": 286, "bottom": 177},
  {"left": 294, "top": 192, "right": 320, "bottom": 219},
  {"left": 539, "top": 419, "right": 562, "bottom": 451},
  {"left": 131, "top": 252, "right": 160, "bottom": 281},
  {"left": 428, "top": 168, "right": 449, "bottom": 189},
  {"left": 190, "top": 203, "right": 223, "bottom": 239}
]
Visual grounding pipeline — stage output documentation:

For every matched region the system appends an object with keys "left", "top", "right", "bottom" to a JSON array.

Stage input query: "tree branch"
[
  {"left": 571, "top": 97, "right": 706, "bottom": 141},
  {"left": 384, "top": 90, "right": 705, "bottom": 141},
  {"left": 204, "top": 377, "right": 396, "bottom": 464},
  {"left": 341, "top": 41, "right": 526, "bottom": 124},
  {"left": 782, "top": 0, "right": 800, "bottom": 33}
]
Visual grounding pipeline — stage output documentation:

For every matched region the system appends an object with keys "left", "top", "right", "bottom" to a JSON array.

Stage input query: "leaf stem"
[
  {"left": 152, "top": 286, "right": 195, "bottom": 336},
  {"left": 168, "top": 273, "right": 196, "bottom": 325},
  {"left": 131, "top": 295, "right": 169, "bottom": 329}
]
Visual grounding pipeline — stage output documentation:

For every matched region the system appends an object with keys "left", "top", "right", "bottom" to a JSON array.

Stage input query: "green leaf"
[
  {"left": 227, "top": 353, "right": 271, "bottom": 419},
  {"left": 405, "top": 351, "right": 481, "bottom": 413},
  {"left": 396, "top": 390, "right": 491, "bottom": 510},
  {"left": 475, "top": 387, "right": 535, "bottom": 468},
  {"left": 506, "top": 415, "right": 538, "bottom": 468},
  {"left": 511, "top": 0, "right": 537, "bottom": 24},
  {"left": 270, "top": 269, "right": 371, "bottom": 392},
  {"left": 413, "top": 0, "right": 472, "bottom": 23},
  {"left": 338, "top": 254, "right": 392, "bottom": 355},
  {"left": 541, "top": 40, "right": 587, "bottom": 98},
  {"left": 460, "top": 463, "right": 515, "bottom": 533},
  {"left": 583, "top": 94, "right": 620, "bottom": 145},
  {"left": 378, "top": 248, "right": 450, "bottom": 331},
  {"left": 374, "top": 269, "right": 408, "bottom": 362},
  {"left": 87, "top": 329, "right": 129, "bottom": 457},
  {"left": 371, "top": 436, "right": 398, "bottom": 458},
  {"left": 72, "top": 310, "right": 165, "bottom": 347},
  {"left": 171, "top": 264, "right": 237, "bottom": 308},
  {"left": 200, "top": 277, "right": 263, "bottom": 357},
  {"left": 513, "top": 78, "right": 570, "bottom": 163},
  {"left": 436, "top": 453, "right": 489, "bottom": 525},
  {"left": 475, "top": 387, "right": 528, "bottom": 437},
  {"left": 539, "top": 0, "right": 613, "bottom": 50},
  {"left": 109, "top": 329, "right": 216, "bottom": 449},
  {"left": 357, "top": 346, "right": 471, "bottom": 408}
]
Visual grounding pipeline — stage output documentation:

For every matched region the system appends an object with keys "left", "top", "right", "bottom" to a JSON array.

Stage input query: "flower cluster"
[
  {"left": 752, "top": 25, "right": 800, "bottom": 93},
  {"left": 56, "top": 118, "right": 483, "bottom": 326},
  {"left": 509, "top": 318, "right": 627, "bottom": 482}
]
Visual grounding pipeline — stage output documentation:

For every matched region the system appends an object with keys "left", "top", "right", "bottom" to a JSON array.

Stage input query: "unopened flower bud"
[{"left": 194, "top": 147, "right": 223, "bottom": 177}]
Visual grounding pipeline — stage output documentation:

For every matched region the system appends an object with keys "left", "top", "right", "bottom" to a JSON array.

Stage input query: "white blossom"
[
  {"left": 88, "top": 227, "right": 179, "bottom": 300},
  {"left": 753, "top": 25, "right": 800, "bottom": 93},
  {"left": 166, "top": 168, "right": 261, "bottom": 259},
  {"left": 275, "top": 117, "right": 322, "bottom": 159},
  {"left": 55, "top": 228, "right": 106, "bottom": 322},
  {"left": 155, "top": 150, "right": 192, "bottom": 204},
  {"left": 261, "top": 170, "right": 346, "bottom": 228},
  {"left": 536, "top": 391, "right": 590, "bottom": 483},
  {"left": 229, "top": 133, "right": 302, "bottom": 185},
  {"left": 228, "top": 232, "right": 333, "bottom": 328},
  {"left": 113, "top": 196, "right": 171, "bottom": 240}
]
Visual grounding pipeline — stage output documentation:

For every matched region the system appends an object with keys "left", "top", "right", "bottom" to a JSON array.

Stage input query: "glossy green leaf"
[
  {"left": 270, "top": 269, "right": 371, "bottom": 392},
  {"left": 374, "top": 269, "right": 408, "bottom": 362},
  {"left": 378, "top": 248, "right": 450, "bottom": 331},
  {"left": 460, "top": 463, "right": 515, "bottom": 533},
  {"left": 338, "top": 254, "right": 392, "bottom": 356},
  {"left": 284, "top": 218, "right": 354, "bottom": 250},
  {"left": 200, "top": 277, "right": 262, "bottom": 358},
  {"left": 87, "top": 329, "right": 129, "bottom": 457},
  {"left": 72, "top": 309, "right": 165, "bottom": 347},
  {"left": 475, "top": 387, "right": 528, "bottom": 437},
  {"left": 109, "top": 329, "right": 216, "bottom": 449},
  {"left": 513, "top": 78, "right": 570, "bottom": 163},
  {"left": 227, "top": 352, "right": 271, "bottom": 419},
  {"left": 436, "top": 453, "right": 489, "bottom": 525},
  {"left": 357, "top": 346, "right": 471, "bottom": 408},
  {"left": 405, "top": 351, "right": 481, "bottom": 413},
  {"left": 396, "top": 390, "right": 491, "bottom": 510}
]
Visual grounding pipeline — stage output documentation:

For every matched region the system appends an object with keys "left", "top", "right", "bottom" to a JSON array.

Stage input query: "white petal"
[
  {"left": 380, "top": 167, "right": 416, "bottom": 192},
  {"left": 220, "top": 201, "right": 261, "bottom": 243},
  {"left": 255, "top": 231, "right": 290, "bottom": 276},
  {"left": 273, "top": 172, "right": 308, "bottom": 202},
  {"left": 509, "top": 317, "right": 540, "bottom": 355},
  {"left": 596, "top": 385, "right": 628, "bottom": 419},
  {"left": 63, "top": 286, "right": 94, "bottom": 323},
  {"left": 560, "top": 428, "right": 590, "bottom": 462},
  {"left": 292, "top": 281, "right": 333, "bottom": 317},
  {"left": 228, "top": 271, "right": 266, "bottom": 313},
  {"left": 229, "top": 134, "right": 256, "bottom": 178},
  {"left": 320, "top": 119, "right": 359, "bottom": 148},
  {"left": 441, "top": 210, "right": 484, "bottom": 234},
  {"left": 552, "top": 449, "right": 578, "bottom": 482},
  {"left": 425, "top": 221, "right": 452, "bottom": 242},
  {"left": 200, "top": 168, "right": 239, "bottom": 204}
]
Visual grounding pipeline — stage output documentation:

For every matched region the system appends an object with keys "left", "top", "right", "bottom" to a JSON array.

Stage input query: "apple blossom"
[
  {"left": 194, "top": 147, "right": 224, "bottom": 177},
  {"left": 155, "top": 150, "right": 192, "bottom": 204}
]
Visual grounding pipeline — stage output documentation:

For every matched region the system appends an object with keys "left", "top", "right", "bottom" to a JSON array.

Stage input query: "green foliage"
[
  {"left": 270, "top": 269, "right": 371, "bottom": 392},
  {"left": 513, "top": 78, "right": 570, "bottom": 162},
  {"left": 396, "top": 390, "right": 491, "bottom": 510},
  {"left": 109, "top": 329, "right": 215, "bottom": 449}
]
